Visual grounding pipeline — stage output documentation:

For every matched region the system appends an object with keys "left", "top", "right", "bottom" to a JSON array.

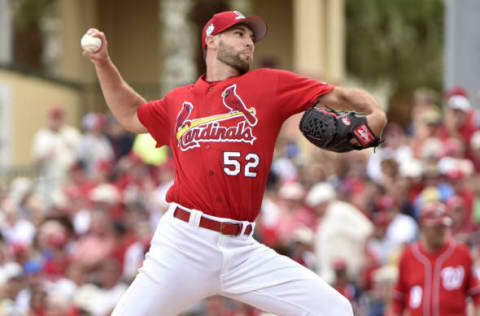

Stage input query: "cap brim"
[
  {"left": 450, "top": 106, "right": 469, "bottom": 112},
  {"left": 243, "top": 16, "right": 268, "bottom": 42},
  {"left": 448, "top": 96, "right": 471, "bottom": 112},
  {"left": 422, "top": 217, "right": 452, "bottom": 227}
]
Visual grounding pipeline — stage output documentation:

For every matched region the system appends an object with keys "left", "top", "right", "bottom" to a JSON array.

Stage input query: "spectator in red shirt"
[
  {"left": 438, "top": 94, "right": 478, "bottom": 159},
  {"left": 332, "top": 258, "right": 359, "bottom": 303},
  {"left": 446, "top": 196, "right": 474, "bottom": 244},
  {"left": 470, "top": 130, "right": 480, "bottom": 172}
]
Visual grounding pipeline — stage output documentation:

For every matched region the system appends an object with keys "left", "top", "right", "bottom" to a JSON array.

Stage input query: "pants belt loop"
[
  {"left": 248, "top": 222, "right": 256, "bottom": 237},
  {"left": 168, "top": 203, "right": 178, "bottom": 217},
  {"left": 189, "top": 209, "right": 202, "bottom": 228},
  {"left": 240, "top": 221, "right": 249, "bottom": 235}
]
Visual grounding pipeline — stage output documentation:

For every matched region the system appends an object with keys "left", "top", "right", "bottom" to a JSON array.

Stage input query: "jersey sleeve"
[
  {"left": 271, "top": 69, "right": 334, "bottom": 120},
  {"left": 391, "top": 250, "right": 408, "bottom": 315},
  {"left": 137, "top": 98, "right": 170, "bottom": 147}
]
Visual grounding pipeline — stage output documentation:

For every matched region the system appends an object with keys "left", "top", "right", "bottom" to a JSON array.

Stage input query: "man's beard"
[{"left": 217, "top": 40, "right": 251, "bottom": 73}]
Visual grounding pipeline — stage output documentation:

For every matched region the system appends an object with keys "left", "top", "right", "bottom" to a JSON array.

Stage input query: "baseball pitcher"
[{"left": 83, "top": 10, "right": 387, "bottom": 316}]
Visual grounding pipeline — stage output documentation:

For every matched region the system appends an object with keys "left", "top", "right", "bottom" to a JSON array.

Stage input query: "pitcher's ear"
[{"left": 205, "top": 35, "right": 218, "bottom": 51}]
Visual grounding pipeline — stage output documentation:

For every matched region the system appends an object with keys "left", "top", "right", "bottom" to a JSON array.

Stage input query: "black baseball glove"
[{"left": 299, "top": 107, "right": 382, "bottom": 152}]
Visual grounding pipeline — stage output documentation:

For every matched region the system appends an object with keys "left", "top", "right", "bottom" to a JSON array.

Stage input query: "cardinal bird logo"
[
  {"left": 221, "top": 84, "right": 257, "bottom": 126},
  {"left": 175, "top": 102, "right": 193, "bottom": 132}
]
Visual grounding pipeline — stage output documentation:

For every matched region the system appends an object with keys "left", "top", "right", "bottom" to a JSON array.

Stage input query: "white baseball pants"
[{"left": 111, "top": 204, "right": 353, "bottom": 316}]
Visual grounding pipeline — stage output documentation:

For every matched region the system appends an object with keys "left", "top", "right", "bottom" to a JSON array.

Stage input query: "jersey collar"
[
  {"left": 192, "top": 74, "right": 244, "bottom": 94},
  {"left": 418, "top": 239, "right": 454, "bottom": 258}
]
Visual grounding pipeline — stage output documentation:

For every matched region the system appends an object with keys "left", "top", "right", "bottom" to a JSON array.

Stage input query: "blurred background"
[{"left": 0, "top": 0, "right": 480, "bottom": 315}]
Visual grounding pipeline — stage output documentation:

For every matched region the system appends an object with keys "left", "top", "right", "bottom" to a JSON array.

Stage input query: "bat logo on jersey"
[
  {"left": 441, "top": 266, "right": 464, "bottom": 290},
  {"left": 175, "top": 84, "right": 257, "bottom": 151}
]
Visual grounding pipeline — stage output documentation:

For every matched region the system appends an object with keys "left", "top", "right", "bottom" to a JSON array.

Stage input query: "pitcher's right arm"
[{"left": 82, "top": 28, "right": 147, "bottom": 134}]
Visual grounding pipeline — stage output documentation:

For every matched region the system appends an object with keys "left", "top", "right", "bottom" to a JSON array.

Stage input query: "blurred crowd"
[{"left": 1, "top": 86, "right": 480, "bottom": 315}]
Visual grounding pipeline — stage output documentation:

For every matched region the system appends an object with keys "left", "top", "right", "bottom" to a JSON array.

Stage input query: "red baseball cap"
[
  {"left": 375, "top": 195, "right": 396, "bottom": 212},
  {"left": 48, "top": 106, "right": 65, "bottom": 119},
  {"left": 202, "top": 10, "right": 268, "bottom": 52},
  {"left": 372, "top": 212, "right": 391, "bottom": 227},
  {"left": 332, "top": 258, "right": 347, "bottom": 271},
  {"left": 420, "top": 202, "right": 452, "bottom": 227},
  {"left": 444, "top": 86, "right": 468, "bottom": 99},
  {"left": 446, "top": 196, "right": 464, "bottom": 211}
]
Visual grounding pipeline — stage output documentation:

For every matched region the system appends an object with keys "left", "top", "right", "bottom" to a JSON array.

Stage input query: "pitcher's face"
[{"left": 216, "top": 25, "right": 255, "bottom": 73}]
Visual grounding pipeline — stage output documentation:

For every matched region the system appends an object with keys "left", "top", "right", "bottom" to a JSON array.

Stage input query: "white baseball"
[{"left": 81, "top": 34, "right": 102, "bottom": 53}]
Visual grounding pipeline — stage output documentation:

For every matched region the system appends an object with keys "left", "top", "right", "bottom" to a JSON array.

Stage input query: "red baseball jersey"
[
  {"left": 138, "top": 68, "right": 333, "bottom": 221},
  {"left": 392, "top": 240, "right": 480, "bottom": 316}
]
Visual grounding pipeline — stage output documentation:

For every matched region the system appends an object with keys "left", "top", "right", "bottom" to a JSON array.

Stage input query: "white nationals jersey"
[{"left": 138, "top": 68, "right": 333, "bottom": 221}]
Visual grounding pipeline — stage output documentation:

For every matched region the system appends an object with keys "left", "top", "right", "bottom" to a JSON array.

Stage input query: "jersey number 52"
[{"left": 223, "top": 152, "right": 260, "bottom": 177}]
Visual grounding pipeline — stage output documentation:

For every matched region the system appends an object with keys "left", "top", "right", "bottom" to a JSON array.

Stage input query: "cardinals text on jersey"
[{"left": 175, "top": 84, "right": 257, "bottom": 151}]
